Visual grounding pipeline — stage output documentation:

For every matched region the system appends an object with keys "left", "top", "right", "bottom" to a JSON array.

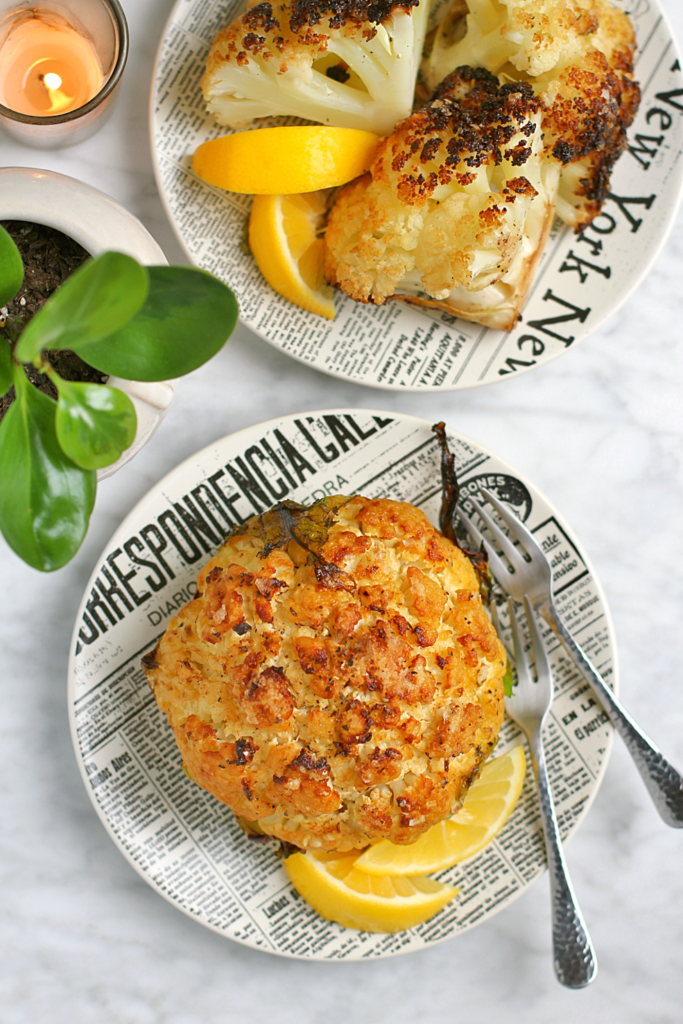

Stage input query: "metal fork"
[
  {"left": 462, "top": 487, "right": 683, "bottom": 828},
  {"left": 504, "top": 595, "right": 597, "bottom": 988}
]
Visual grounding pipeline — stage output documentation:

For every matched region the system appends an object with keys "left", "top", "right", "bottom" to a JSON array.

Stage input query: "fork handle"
[
  {"left": 529, "top": 731, "right": 597, "bottom": 988},
  {"left": 543, "top": 601, "right": 683, "bottom": 828}
]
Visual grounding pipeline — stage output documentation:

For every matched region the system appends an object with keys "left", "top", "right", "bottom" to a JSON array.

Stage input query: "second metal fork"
[{"left": 505, "top": 596, "right": 597, "bottom": 988}]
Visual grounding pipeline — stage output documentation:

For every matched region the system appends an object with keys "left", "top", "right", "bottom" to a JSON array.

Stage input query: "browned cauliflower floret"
[
  {"left": 425, "top": 0, "right": 640, "bottom": 227},
  {"left": 202, "top": 0, "right": 431, "bottom": 135},
  {"left": 324, "top": 66, "right": 559, "bottom": 330},
  {"left": 535, "top": 37, "right": 639, "bottom": 225}
]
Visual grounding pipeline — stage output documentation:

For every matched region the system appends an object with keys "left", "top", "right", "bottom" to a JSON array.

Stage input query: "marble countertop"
[{"left": 1, "top": 0, "right": 682, "bottom": 1020}]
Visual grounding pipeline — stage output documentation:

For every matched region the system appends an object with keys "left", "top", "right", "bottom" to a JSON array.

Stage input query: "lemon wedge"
[
  {"left": 249, "top": 192, "right": 335, "bottom": 319},
  {"left": 284, "top": 850, "right": 459, "bottom": 933},
  {"left": 193, "top": 126, "right": 379, "bottom": 194},
  {"left": 355, "top": 746, "right": 527, "bottom": 877}
]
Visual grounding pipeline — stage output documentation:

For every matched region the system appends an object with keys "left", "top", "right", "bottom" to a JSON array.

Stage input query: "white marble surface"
[{"left": 1, "top": 0, "right": 683, "bottom": 1019}]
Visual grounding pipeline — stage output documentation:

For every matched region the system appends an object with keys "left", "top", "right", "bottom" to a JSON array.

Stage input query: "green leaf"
[
  {"left": 0, "top": 225, "right": 23, "bottom": 307},
  {"left": 503, "top": 662, "right": 514, "bottom": 698},
  {"left": 0, "top": 368, "right": 96, "bottom": 571},
  {"left": 15, "top": 252, "right": 149, "bottom": 363},
  {"left": 55, "top": 379, "right": 137, "bottom": 471},
  {"left": 0, "top": 340, "right": 12, "bottom": 396},
  {"left": 68, "top": 266, "right": 238, "bottom": 381}
]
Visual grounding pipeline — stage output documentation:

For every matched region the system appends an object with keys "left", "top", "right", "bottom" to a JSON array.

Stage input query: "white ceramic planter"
[{"left": 0, "top": 166, "right": 175, "bottom": 479}]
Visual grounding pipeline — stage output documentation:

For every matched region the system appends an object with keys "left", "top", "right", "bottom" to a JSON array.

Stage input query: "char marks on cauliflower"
[
  {"left": 202, "top": 0, "right": 430, "bottom": 135},
  {"left": 287, "top": 0, "right": 419, "bottom": 30},
  {"left": 324, "top": 66, "right": 559, "bottom": 330},
  {"left": 538, "top": 37, "right": 639, "bottom": 224},
  {"left": 143, "top": 495, "right": 506, "bottom": 852},
  {"left": 425, "top": 0, "right": 640, "bottom": 227}
]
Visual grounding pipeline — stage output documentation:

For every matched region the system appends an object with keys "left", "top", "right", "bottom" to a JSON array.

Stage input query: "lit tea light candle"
[
  {"left": 0, "top": 1, "right": 128, "bottom": 149},
  {"left": 0, "top": 12, "right": 104, "bottom": 116}
]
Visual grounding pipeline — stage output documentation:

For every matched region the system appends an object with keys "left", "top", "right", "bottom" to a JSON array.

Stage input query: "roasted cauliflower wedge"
[
  {"left": 143, "top": 496, "right": 506, "bottom": 853},
  {"left": 425, "top": 0, "right": 640, "bottom": 227},
  {"left": 324, "top": 66, "right": 560, "bottom": 330},
  {"left": 202, "top": 0, "right": 431, "bottom": 136}
]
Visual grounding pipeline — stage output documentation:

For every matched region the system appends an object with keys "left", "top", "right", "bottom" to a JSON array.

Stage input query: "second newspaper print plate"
[{"left": 151, "top": 0, "right": 683, "bottom": 391}]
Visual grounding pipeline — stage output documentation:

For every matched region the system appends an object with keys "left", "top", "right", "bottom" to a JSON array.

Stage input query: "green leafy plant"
[{"left": 0, "top": 225, "right": 238, "bottom": 571}]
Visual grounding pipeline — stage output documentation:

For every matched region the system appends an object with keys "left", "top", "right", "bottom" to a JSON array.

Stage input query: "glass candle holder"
[{"left": 0, "top": 0, "right": 128, "bottom": 148}]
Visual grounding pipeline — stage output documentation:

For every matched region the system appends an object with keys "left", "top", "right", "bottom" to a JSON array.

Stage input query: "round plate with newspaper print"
[
  {"left": 150, "top": 0, "right": 683, "bottom": 391},
  {"left": 68, "top": 411, "right": 617, "bottom": 958}
]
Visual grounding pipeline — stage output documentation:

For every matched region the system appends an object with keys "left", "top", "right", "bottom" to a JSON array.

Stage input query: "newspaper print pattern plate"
[
  {"left": 151, "top": 0, "right": 683, "bottom": 392},
  {"left": 68, "top": 412, "right": 617, "bottom": 958}
]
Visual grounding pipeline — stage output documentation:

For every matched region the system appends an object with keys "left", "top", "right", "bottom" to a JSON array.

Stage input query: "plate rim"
[
  {"left": 67, "top": 407, "right": 618, "bottom": 957},
  {"left": 148, "top": 0, "right": 683, "bottom": 392}
]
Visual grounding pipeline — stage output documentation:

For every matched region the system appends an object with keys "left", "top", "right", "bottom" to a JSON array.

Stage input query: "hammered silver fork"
[
  {"left": 504, "top": 595, "right": 597, "bottom": 988},
  {"left": 461, "top": 487, "right": 683, "bottom": 828}
]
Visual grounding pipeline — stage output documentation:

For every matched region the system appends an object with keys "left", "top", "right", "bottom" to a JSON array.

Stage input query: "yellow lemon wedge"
[
  {"left": 284, "top": 850, "right": 459, "bottom": 933},
  {"left": 193, "top": 126, "right": 379, "bottom": 194},
  {"left": 249, "top": 191, "right": 335, "bottom": 319},
  {"left": 355, "top": 746, "right": 527, "bottom": 877}
]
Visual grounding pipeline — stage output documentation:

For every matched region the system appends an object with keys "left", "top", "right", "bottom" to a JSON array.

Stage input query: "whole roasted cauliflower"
[
  {"left": 143, "top": 496, "right": 505, "bottom": 852},
  {"left": 425, "top": 0, "right": 640, "bottom": 226},
  {"left": 202, "top": 0, "right": 431, "bottom": 135},
  {"left": 324, "top": 66, "right": 560, "bottom": 330}
]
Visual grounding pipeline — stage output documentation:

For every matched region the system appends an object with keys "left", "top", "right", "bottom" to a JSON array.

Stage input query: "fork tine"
[
  {"left": 507, "top": 597, "right": 530, "bottom": 680},
  {"left": 483, "top": 542, "right": 515, "bottom": 590},
  {"left": 471, "top": 494, "right": 527, "bottom": 570},
  {"left": 459, "top": 509, "right": 486, "bottom": 548},
  {"left": 490, "top": 599, "right": 501, "bottom": 635},
  {"left": 479, "top": 487, "right": 548, "bottom": 564},
  {"left": 491, "top": 600, "right": 518, "bottom": 675},
  {"left": 523, "top": 595, "right": 551, "bottom": 691},
  {"left": 458, "top": 505, "right": 514, "bottom": 584}
]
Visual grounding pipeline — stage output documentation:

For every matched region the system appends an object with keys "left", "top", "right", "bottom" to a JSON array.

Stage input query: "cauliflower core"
[
  {"left": 324, "top": 66, "right": 559, "bottom": 330},
  {"left": 143, "top": 496, "right": 506, "bottom": 852},
  {"left": 202, "top": 0, "right": 431, "bottom": 135},
  {"left": 425, "top": 0, "right": 640, "bottom": 226}
]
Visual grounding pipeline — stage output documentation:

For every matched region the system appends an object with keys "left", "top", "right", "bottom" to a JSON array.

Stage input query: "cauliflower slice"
[
  {"left": 202, "top": 0, "right": 431, "bottom": 136},
  {"left": 426, "top": 0, "right": 617, "bottom": 82},
  {"left": 534, "top": 41, "right": 639, "bottom": 226},
  {"left": 424, "top": 0, "right": 639, "bottom": 227},
  {"left": 324, "top": 66, "right": 559, "bottom": 331}
]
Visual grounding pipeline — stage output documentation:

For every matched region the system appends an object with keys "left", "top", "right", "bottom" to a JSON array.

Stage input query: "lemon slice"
[
  {"left": 284, "top": 850, "right": 459, "bottom": 933},
  {"left": 193, "top": 126, "right": 379, "bottom": 194},
  {"left": 249, "top": 192, "right": 335, "bottom": 319},
  {"left": 355, "top": 746, "right": 527, "bottom": 877}
]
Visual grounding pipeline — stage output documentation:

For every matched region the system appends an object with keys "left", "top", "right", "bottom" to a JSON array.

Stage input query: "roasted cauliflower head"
[
  {"left": 202, "top": 0, "right": 431, "bottom": 135},
  {"left": 425, "top": 0, "right": 640, "bottom": 227},
  {"left": 324, "top": 66, "right": 559, "bottom": 330},
  {"left": 143, "top": 496, "right": 506, "bottom": 853}
]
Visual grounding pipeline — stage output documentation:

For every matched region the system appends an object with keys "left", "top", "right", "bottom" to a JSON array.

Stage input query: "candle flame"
[
  {"left": 35, "top": 65, "right": 71, "bottom": 114},
  {"left": 43, "top": 72, "right": 62, "bottom": 90}
]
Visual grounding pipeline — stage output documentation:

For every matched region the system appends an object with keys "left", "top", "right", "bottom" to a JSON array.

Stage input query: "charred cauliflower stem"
[
  {"left": 425, "top": 0, "right": 640, "bottom": 227},
  {"left": 143, "top": 496, "right": 506, "bottom": 853},
  {"left": 324, "top": 66, "right": 560, "bottom": 330},
  {"left": 202, "top": 0, "right": 431, "bottom": 135}
]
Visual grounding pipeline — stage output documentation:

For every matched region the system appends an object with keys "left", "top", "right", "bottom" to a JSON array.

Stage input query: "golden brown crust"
[
  {"left": 389, "top": 186, "right": 555, "bottom": 331},
  {"left": 144, "top": 496, "right": 506, "bottom": 852}
]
